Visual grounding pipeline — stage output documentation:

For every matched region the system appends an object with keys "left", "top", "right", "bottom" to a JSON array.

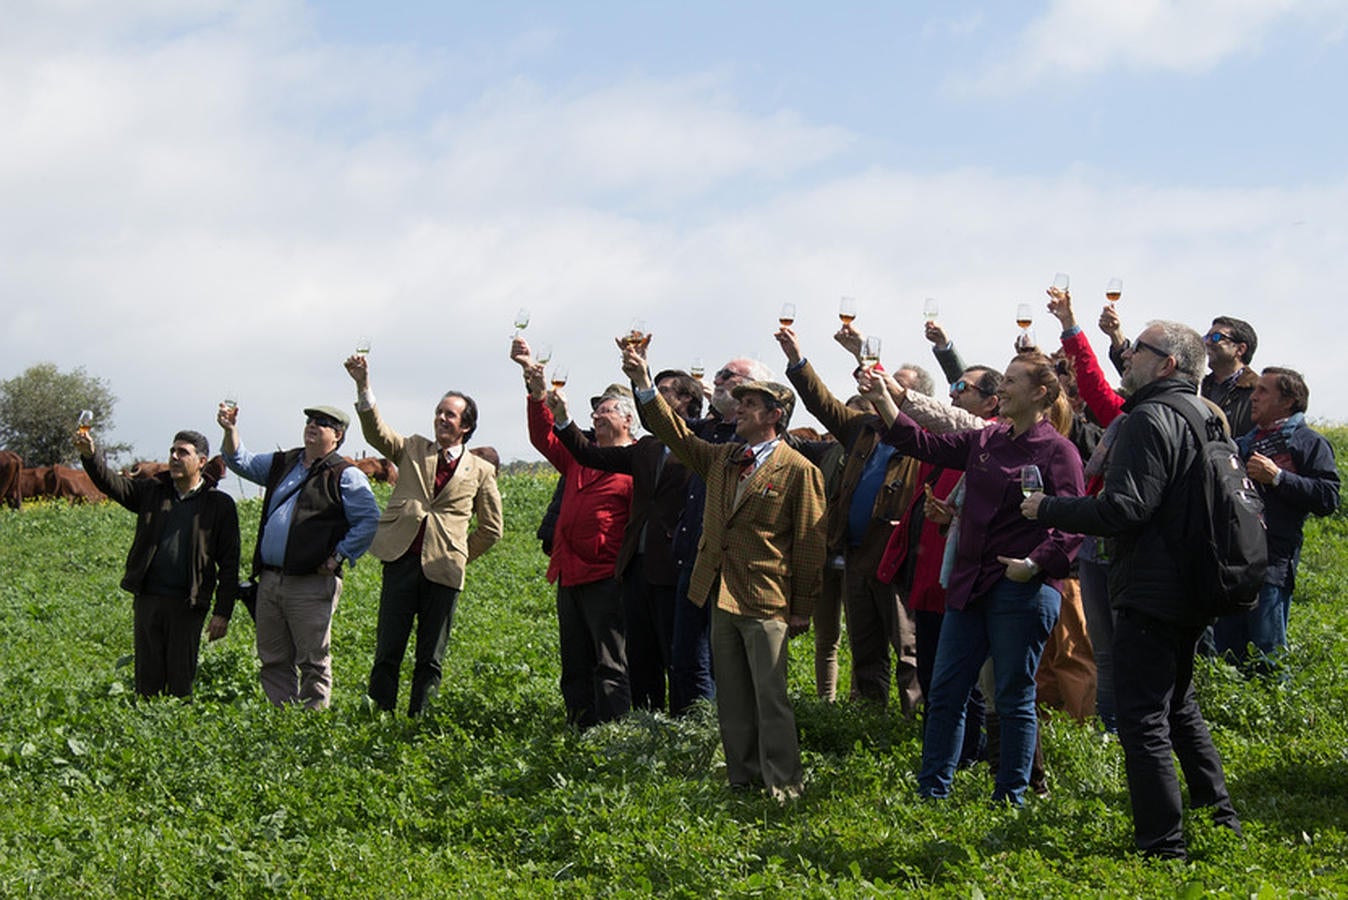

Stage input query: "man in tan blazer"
[
  {"left": 622, "top": 343, "right": 826, "bottom": 800},
  {"left": 344, "top": 354, "right": 503, "bottom": 715}
]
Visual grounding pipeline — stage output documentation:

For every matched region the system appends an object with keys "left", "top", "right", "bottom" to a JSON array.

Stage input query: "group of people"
[
  {"left": 77, "top": 354, "right": 503, "bottom": 714},
  {"left": 76, "top": 286, "right": 1338, "bottom": 860}
]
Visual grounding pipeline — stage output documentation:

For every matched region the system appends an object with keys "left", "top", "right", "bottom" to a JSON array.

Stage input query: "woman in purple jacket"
[{"left": 859, "top": 352, "right": 1084, "bottom": 805}]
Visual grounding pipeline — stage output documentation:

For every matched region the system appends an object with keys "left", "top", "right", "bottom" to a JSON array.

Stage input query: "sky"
[{"left": 4, "top": 0, "right": 1347, "bottom": 490}]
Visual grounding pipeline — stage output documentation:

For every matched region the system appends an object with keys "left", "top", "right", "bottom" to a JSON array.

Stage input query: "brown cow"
[
  {"left": 125, "top": 460, "right": 170, "bottom": 479},
  {"left": 46, "top": 465, "right": 107, "bottom": 504},
  {"left": 469, "top": 445, "right": 500, "bottom": 473},
  {"left": 0, "top": 450, "right": 20, "bottom": 509},
  {"left": 348, "top": 456, "right": 399, "bottom": 485},
  {"left": 18, "top": 466, "right": 51, "bottom": 501}
]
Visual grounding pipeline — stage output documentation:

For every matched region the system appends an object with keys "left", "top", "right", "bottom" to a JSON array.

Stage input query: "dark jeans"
[
  {"left": 669, "top": 562, "right": 714, "bottom": 716},
  {"left": 134, "top": 593, "right": 207, "bottom": 697},
  {"left": 557, "top": 578, "right": 630, "bottom": 729},
  {"left": 623, "top": 557, "right": 675, "bottom": 712},
  {"left": 1114, "top": 608, "right": 1242, "bottom": 857},
  {"left": 368, "top": 553, "right": 462, "bottom": 715},
  {"left": 914, "top": 608, "right": 985, "bottom": 767}
]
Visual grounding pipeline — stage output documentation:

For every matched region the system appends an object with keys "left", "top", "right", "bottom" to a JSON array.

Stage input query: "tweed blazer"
[
  {"left": 356, "top": 404, "right": 503, "bottom": 589},
  {"left": 639, "top": 392, "right": 826, "bottom": 622}
]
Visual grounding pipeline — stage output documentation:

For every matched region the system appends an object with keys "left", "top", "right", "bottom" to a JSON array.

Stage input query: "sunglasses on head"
[{"left": 952, "top": 378, "right": 993, "bottom": 397}]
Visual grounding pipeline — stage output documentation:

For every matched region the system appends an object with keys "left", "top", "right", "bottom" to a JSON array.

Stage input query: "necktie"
[{"left": 738, "top": 446, "right": 756, "bottom": 481}]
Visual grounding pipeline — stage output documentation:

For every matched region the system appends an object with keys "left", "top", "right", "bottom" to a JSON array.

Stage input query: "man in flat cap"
[
  {"left": 622, "top": 342, "right": 826, "bottom": 801},
  {"left": 218, "top": 401, "right": 379, "bottom": 708}
]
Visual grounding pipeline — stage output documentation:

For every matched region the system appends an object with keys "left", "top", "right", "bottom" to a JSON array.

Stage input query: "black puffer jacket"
[{"left": 1037, "top": 377, "right": 1210, "bottom": 626}]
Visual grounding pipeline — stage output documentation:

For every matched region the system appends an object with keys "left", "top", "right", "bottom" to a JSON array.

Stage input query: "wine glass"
[
  {"left": 779, "top": 303, "right": 796, "bottom": 327},
  {"left": 860, "top": 336, "right": 881, "bottom": 368},
  {"left": 1052, "top": 272, "right": 1070, "bottom": 293},
  {"left": 77, "top": 409, "right": 94, "bottom": 435},
  {"left": 923, "top": 297, "right": 940, "bottom": 321},
  {"left": 513, "top": 307, "right": 531, "bottom": 336},
  {"left": 355, "top": 335, "right": 372, "bottom": 357},
  {"left": 1016, "top": 303, "right": 1034, "bottom": 330},
  {"left": 839, "top": 296, "right": 857, "bottom": 325},
  {"left": 549, "top": 365, "right": 569, "bottom": 389},
  {"left": 1106, "top": 277, "right": 1123, "bottom": 304},
  {"left": 690, "top": 358, "right": 706, "bottom": 379},
  {"left": 222, "top": 391, "right": 239, "bottom": 412},
  {"left": 1020, "top": 464, "right": 1044, "bottom": 498},
  {"left": 535, "top": 343, "right": 553, "bottom": 366}
]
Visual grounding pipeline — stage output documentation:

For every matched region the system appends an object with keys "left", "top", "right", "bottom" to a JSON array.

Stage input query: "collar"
[
  {"left": 174, "top": 479, "right": 204, "bottom": 500},
  {"left": 742, "top": 438, "right": 780, "bottom": 467},
  {"left": 440, "top": 444, "right": 465, "bottom": 463}
]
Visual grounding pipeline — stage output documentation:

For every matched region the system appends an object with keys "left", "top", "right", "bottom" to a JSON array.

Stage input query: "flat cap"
[
  {"left": 302, "top": 405, "right": 350, "bottom": 429},
  {"left": 731, "top": 380, "right": 795, "bottom": 425}
]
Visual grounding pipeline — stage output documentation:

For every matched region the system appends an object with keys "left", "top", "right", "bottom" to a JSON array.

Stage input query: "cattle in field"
[
  {"left": 204, "top": 455, "right": 226, "bottom": 484},
  {"left": 18, "top": 466, "right": 51, "bottom": 500},
  {"left": 0, "top": 450, "right": 21, "bottom": 509},
  {"left": 787, "top": 426, "right": 830, "bottom": 443},
  {"left": 469, "top": 446, "right": 500, "bottom": 473},
  {"left": 46, "top": 466, "right": 107, "bottom": 503},
  {"left": 125, "top": 460, "right": 170, "bottom": 479},
  {"left": 348, "top": 456, "right": 399, "bottom": 485}
]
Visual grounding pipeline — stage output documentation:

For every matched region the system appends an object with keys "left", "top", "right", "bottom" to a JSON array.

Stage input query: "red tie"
[{"left": 738, "top": 446, "right": 756, "bottom": 481}]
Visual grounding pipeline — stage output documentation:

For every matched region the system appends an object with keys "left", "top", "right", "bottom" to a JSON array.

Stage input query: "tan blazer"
[
  {"left": 640, "top": 392, "right": 826, "bottom": 621},
  {"left": 357, "top": 404, "right": 503, "bottom": 589}
]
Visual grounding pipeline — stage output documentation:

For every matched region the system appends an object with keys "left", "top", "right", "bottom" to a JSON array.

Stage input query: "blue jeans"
[
  {"left": 1077, "top": 558, "right": 1116, "bottom": 732},
  {"left": 918, "top": 578, "right": 1060, "bottom": 805},
  {"left": 1212, "top": 582, "right": 1292, "bottom": 667}
]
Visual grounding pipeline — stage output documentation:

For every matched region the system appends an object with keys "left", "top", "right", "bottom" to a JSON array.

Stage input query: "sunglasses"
[
  {"left": 1204, "top": 332, "right": 1235, "bottom": 345},
  {"left": 715, "top": 368, "right": 747, "bottom": 381},
  {"left": 1132, "top": 338, "right": 1171, "bottom": 358},
  {"left": 952, "top": 378, "right": 993, "bottom": 397},
  {"left": 307, "top": 416, "right": 341, "bottom": 430}
]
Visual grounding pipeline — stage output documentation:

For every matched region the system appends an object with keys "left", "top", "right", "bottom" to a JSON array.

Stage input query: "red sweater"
[{"left": 528, "top": 397, "right": 634, "bottom": 587}]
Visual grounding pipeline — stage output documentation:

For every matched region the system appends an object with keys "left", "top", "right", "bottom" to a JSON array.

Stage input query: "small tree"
[{"left": 0, "top": 363, "right": 123, "bottom": 466}]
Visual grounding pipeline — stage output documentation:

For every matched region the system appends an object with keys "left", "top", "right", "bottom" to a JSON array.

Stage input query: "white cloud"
[
  {"left": 965, "top": 0, "right": 1348, "bottom": 93},
  {"left": 2, "top": 4, "right": 1346, "bottom": 476}
]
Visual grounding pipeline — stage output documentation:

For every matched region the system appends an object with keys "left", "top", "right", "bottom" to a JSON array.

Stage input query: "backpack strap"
[{"left": 1142, "top": 391, "right": 1223, "bottom": 445}]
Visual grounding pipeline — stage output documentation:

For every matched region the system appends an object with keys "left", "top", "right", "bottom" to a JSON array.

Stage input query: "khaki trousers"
[
  {"left": 711, "top": 607, "right": 802, "bottom": 791},
  {"left": 256, "top": 569, "right": 342, "bottom": 709}
]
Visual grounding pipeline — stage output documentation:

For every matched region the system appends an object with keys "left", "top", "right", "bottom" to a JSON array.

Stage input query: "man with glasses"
[
  {"left": 1199, "top": 317, "right": 1259, "bottom": 438},
  {"left": 1025, "top": 320, "right": 1242, "bottom": 860},
  {"left": 219, "top": 403, "right": 379, "bottom": 708}
]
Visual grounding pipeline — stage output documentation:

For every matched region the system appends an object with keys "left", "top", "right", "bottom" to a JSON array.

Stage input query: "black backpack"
[{"left": 1146, "top": 393, "right": 1268, "bottom": 617}]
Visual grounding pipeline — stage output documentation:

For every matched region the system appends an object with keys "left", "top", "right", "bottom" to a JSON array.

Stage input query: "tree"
[{"left": 0, "top": 363, "right": 124, "bottom": 466}]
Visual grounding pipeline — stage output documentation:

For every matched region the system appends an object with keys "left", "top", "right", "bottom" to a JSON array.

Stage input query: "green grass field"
[{"left": 1, "top": 433, "right": 1345, "bottom": 898}]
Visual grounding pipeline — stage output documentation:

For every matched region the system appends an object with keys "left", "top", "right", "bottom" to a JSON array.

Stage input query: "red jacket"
[
  {"left": 1062, "top": 328, "right": 1126, "bottom": 495},
  {"left": 528, "top": 397, "right": 633, "bottom": 587},
  {"left": 876, "top": 464, "right": 962, "bottom": 614}
]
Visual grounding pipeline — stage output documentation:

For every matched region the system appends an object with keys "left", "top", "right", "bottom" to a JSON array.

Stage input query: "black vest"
[{"left": 253, "top": 449, "right": 353, "bottom": 576}]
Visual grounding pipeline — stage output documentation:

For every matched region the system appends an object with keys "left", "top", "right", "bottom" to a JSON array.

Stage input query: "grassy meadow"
[{"left": 1, "top": 430, "right": 1346, "bottom": 898}]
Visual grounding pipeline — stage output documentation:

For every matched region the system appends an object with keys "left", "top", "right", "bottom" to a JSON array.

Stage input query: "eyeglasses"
[
  {"left": 1132, "top": 338, "right": 1171, "bottom": 358},
  {"left": 952, "top": 379, "right": 993, "bottom": 397},
  {"left": 307, "top": 416, "right": 341, "bottom": 430},
  {"left": 1204, "top": 332, "right": 1235, "bottom": 345}
]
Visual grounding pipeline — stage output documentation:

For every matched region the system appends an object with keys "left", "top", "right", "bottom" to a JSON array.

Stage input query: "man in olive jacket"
[
  {"left": 346, "top": 354, "right": 503, "bottom": 714},
  {"left": 77, "top": 428, "right": 239, "bottom": 698},
  {"left": 622, "top": 342, "right": 826, "bottom": 800}
]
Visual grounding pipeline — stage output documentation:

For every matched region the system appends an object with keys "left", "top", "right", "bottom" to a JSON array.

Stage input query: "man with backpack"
[{"left": 1021, "top": 320, "right": 1244, "bottom": 860}]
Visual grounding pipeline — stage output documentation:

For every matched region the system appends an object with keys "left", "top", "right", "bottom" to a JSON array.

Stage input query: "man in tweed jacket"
[{"left": 622, "top": 343, "right": 826, "bottom": 799}]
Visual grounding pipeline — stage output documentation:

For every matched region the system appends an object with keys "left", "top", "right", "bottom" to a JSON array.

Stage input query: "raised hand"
[
  {"left": 924, "top": 320, "right": 950, "bottom": 347},
  {"left": 1046, "top": 287, "right": 1077, "bottom": 330},
  {"left": 510, "top": 336, "right": 534, "bottom": 368},
  {"left": 774, "top": 326, "right": 803, "bottom": 366},
  {"left": 834, "top": 322, "right": 863, "bottom": 361},
  {"left": 344, "top": 353, "right": 370, "bottom": 389}
]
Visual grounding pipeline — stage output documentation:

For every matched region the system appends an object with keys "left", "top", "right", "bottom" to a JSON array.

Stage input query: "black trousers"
[
  {"left": 368, "top": 553, "right": 461, "bottom": 715},
  {"left": 134, "top": 594, "right": 207, "bottom": 698},
  {"left": 1114, "top": 609, "right": 1242, "bottom": 857},
  {"left": 557, "top": 578, "right": 630, "bottom": 729},
  {"left": 622, "top": 557, "right": 675, "bottom": 712}
]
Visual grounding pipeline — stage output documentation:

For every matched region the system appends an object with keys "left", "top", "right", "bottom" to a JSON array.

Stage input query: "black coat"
[{"left": 1037, "top": 378, "right": 1210, "bottom": 625}]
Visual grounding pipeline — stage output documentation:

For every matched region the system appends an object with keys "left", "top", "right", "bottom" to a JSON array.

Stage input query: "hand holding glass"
[
  {"left": 923, "top": 297, "right": 940, "bottom": 321},
  {"left": 77, "top": 409, "right": 93, "bottom": 435},
  {"left": 1020, "top": 464, "right": 1044, "bottom": 498},
  {"left": 839, "top": 296, "right": 857, "bottom": 325},
  {"left": 1106, "top": 277, "right": 1123, "bottom": 303},
  {"left": 779, "top": 303, "right": 796, "bottom": 327}
]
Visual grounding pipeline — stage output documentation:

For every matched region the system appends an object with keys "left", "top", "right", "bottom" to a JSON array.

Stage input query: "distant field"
[{"left": 1, "top": 431, "right": 1345, "bottom": 897}]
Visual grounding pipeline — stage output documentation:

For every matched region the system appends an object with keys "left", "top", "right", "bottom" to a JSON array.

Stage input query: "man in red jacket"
[{"left": 513, "top": 338, "right": 636, "bottom": 729}]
